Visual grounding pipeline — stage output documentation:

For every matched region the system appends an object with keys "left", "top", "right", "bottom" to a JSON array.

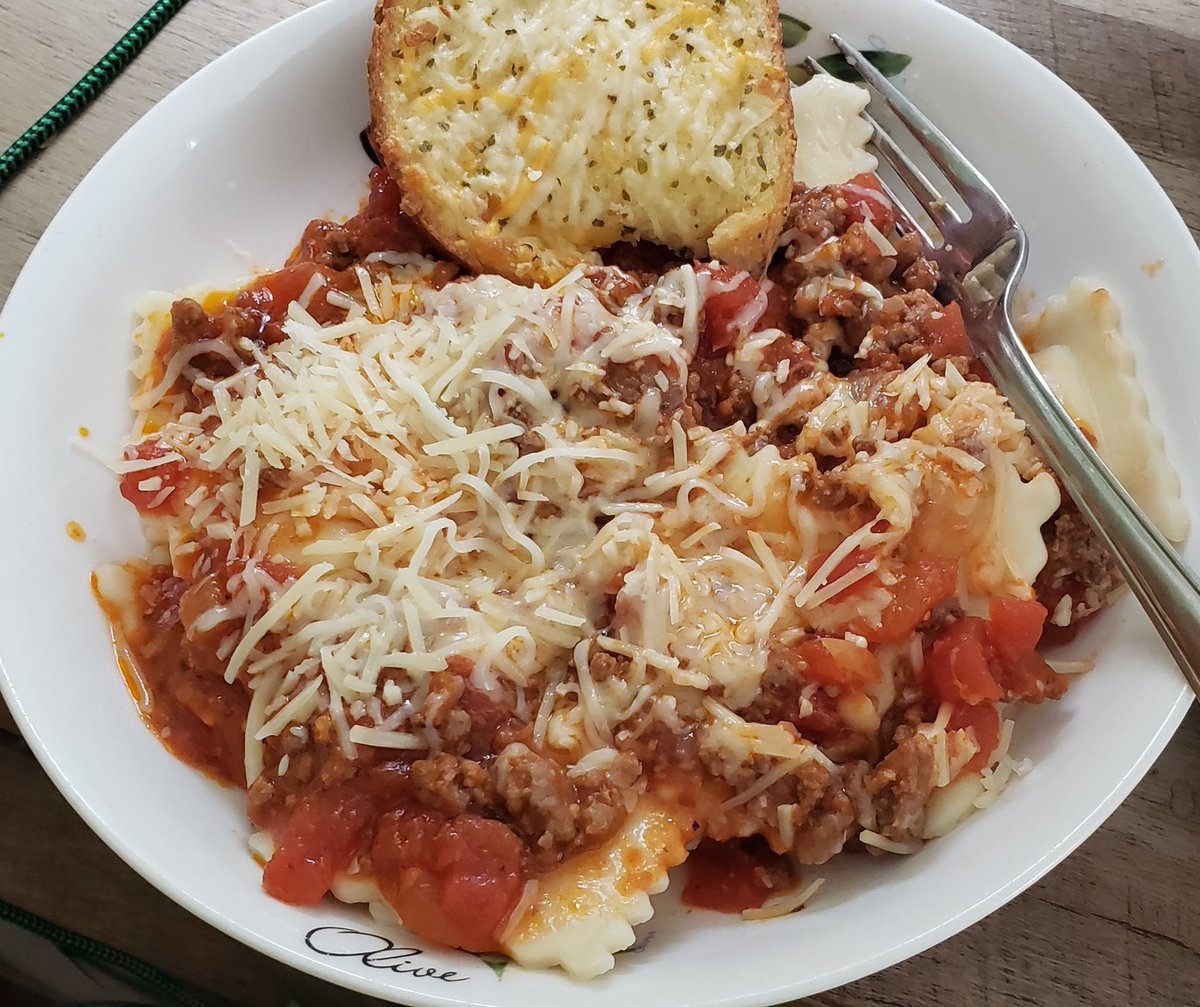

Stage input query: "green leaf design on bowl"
[
  {"left": 787, "top": 63, "right": 815, "bottom": 86},
  {"left": 817, "top": 49, "right": 913, "bottom": 82},
  {"left": 779, "top": 13, "right": 811, "bottom": 48},
  {"left": 478, "top": 953, "right": 509, "bottom": 979}
]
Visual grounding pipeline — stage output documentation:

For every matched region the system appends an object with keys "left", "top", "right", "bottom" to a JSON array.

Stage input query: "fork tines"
[{"left": 806, "top": 37, "right": 1016, "bottom": 254}]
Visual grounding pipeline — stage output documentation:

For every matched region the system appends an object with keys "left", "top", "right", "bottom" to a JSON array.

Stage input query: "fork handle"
[{"left": 980, "top": 315, "right": 1200, "bottom": 700}]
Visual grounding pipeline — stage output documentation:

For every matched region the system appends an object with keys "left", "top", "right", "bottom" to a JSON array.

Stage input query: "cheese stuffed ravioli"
[{"left": 95, "top": 7, "right": 1129, "bottom": 980}]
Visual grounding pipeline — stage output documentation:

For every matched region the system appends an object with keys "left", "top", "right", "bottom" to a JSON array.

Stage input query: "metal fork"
[{"left": 813, "top": 37, "right": 1200, "bottom": 699}]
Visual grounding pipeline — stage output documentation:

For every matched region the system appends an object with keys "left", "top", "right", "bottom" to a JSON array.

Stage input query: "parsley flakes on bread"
[{"left": 369, "top": 0, "right": 796, "bottom": 285}]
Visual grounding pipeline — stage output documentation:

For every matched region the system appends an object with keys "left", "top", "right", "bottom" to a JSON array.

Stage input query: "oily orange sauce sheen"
[{"left": 105, "top": 630, "right": 153, "bottom": 720}]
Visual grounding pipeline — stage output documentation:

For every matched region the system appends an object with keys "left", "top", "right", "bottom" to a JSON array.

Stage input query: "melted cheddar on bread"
[{"left": 369, "top": 0, "right": 796, "bottom": 285}]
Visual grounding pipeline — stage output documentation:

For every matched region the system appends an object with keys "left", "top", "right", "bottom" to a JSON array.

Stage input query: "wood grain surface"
[{"left": 1, "top": 2, "right": 1198, "bottom": 1005}]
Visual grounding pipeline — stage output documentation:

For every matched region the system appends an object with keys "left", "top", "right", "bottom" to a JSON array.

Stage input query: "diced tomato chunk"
[
  {"left": 347, "top": 168, "right": 428, "bottom": 259},
  {"left": 948, "top": 703, "right": 1002, "bottom": 775},
  {"left": 808, "top": 547, "right": 877, "bottom": 603},
  {"left": 119, "top": 440, "right": 188, "bottom": 515},
  {"left": 926, "top": 618, "right": 1003, "bottom": 706},
  {"left": 760, "top": 278, "right": 793, "bottom": 333},
  {"left": 263, "top": 786, "right": 376, "bottom": 905},
  {"left": 853, "top": 557, "right": 958, "bottom": 645},
  {"left": 371, "top": 809, "right": 526, "bottom": 953},
  {"left": 986, "top": 597, "right": 1048, "bottom": 665},
  {"left": 364, "top": 166, "right": 403, "bottom": 218},
  {"left": 699, "top": 264, "right": 780, "bottom": 351},
  {"left": 921, "top": 301, "right": 973, "bottom": 358},
  {"left": 986, "top": 597, "right": 1065, "bottom": 703},
  {"left": 838, "top": 173, "right": 896, "bottom": 232},
  {"left": 926, "top": 601, "right": 1067, "bottom": 708},
  {"left": 236, "top": 261, "right": 345, "bottom": 338},
  {"left": 794, "top": 638, "right": 882, "bottom": 690}
]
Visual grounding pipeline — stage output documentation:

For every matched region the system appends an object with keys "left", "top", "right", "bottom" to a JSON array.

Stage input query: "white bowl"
[{"left": 0, "top": 0, "right": 1195, "bottom": 1003}]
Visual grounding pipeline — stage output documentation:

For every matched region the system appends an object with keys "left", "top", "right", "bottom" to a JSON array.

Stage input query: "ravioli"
[
  {"left": 1022, "top": 281, "right": 1189, "bottom": 543},
  {"left": 501, "top": 801, "right": 693, "bottom": 978}
]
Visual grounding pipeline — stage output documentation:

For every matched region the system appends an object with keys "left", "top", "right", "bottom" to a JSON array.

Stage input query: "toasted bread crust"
[
  {"left": 369, "top": 0, "right": 795, "bottom": 285},
  {"left": 707, "top": 0, "right": 793, "bottom": 271}
]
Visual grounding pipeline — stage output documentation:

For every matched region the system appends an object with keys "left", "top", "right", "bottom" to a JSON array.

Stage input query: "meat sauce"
[
  {"left": 682, "top": 837, "right": 797, "bottom": 914},
  {"left": 118, "top": 440, "right": 190, "bottom": 516},
  {"left": 248, "top": 761, "right": 528, "bottom": 951},
  {"left": 165, "top": 169, "right": 442, "bottom": 357},
  {"left": 101, "top": 568, "right": 250, "bottom": 787},
  {"left": 106, "top": 165, "right": 1099, "bottom": 953},
  {"left": 114, "top": 567, "right": 530, "bottom": 953}
]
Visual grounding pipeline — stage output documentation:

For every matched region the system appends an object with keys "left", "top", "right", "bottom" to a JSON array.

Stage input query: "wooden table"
[{"left": 1, "top": 2, "right": 1198, "bottom": 1004}]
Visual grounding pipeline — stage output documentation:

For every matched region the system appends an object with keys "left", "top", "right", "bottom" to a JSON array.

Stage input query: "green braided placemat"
[
  {"left": 0, "top": 899, "right": 229, "bottom": 1006},
  {"left": 0, "top": 0, "right": 192, "bottom": 192}
]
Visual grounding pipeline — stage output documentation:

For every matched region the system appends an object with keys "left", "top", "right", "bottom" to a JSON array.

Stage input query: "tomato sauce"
[
  {"left": 682, "top": 837, "right": 795, "bottom": 914},
  {"left": 257, "top": 749, "right": 532, "bottom": 952},
  {"left": 234, "top": 261, "right": 351, "bottom": 342},
  {"left": 163, "top": 168, "right": 437, "bottom": 354},
  {"left": 371, "top": 808, "right": 527, "bottom": 953},
  {"left": 104, "top": 568, "right": 249, "bottom": 787},
  {"left": 698, "top": 264, "right": 792, "bottom": 352},
  {"left": 118, "top": 439, "right": 189, "bottom": 516},
  {"left": 103, "top": 161, "right": 1084, "bottom": 962},
  {"left": 113, "top": 583, "right": 530, "bottom": 952},
  {"left": 290, "top": 166, "right": 435, "bottom": 269},
  {"left": 112, "top": 569, "right": 528, "bottom": 952},
  {"left": 263, "top": 785, "right": 379, "bottom": 905},
  {"left": 924, "top": 599, "right": 1066, "bottom": 721}
]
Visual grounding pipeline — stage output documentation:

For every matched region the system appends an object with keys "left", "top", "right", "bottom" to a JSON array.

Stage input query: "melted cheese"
[
  {"left": 116, "top": 261, "right": 1054, "bottom": 785},
  {"left": 790, "top": 75, "right": 877, "bottom": 187},
  {"left": 1022, "top": 280, "right": 1189, "bottom": 542}
]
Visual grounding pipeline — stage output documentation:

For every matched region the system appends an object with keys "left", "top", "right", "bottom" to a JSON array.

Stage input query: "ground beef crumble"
[
  {"left": 863, "top": 732, "right": 936, "bottom": 844},
  {"left": 1036, "top": 497, "right": 1124, "bottom": 629},
  {"left": 495, "top": 743, "right": 642, "bottom": 869},
  {"left": 408, "top": 752, "right": 496, "bottom": 816},
  {"left": 681, "top": 182, "right": 949, "bottom": 440}
]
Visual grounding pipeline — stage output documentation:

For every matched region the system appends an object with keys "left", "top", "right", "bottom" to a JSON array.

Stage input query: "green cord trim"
[
  {"left": 0, "top": 0, "right": 193, "bottom": 192},
  {"left": 0, "top": 899, "right": 226, "bottom": 1007}
]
